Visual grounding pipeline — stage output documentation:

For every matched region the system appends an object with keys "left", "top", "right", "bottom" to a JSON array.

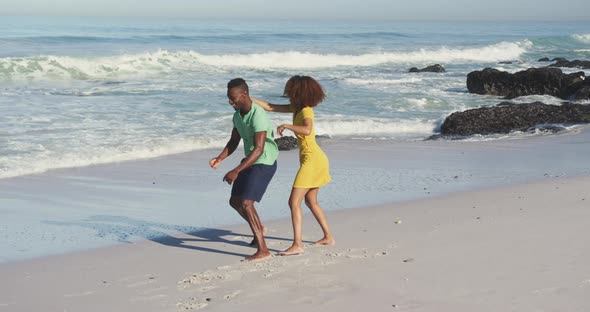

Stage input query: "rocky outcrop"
[
  {"left": 498, "top": 61, "right": 522, "bottom": 64},
  {"left": 549, "top": 59, "right": 590, "bottom": 69},
  {"left": 466, "top": 67, "right": 589, "bottom": 100},
  {"left": 438, "top": 101, "right": 590, "bottom": 136},
  {"left": 275, "top": 136, "right": 298, "bottom": 150},
  {"left": 409, "top": 64, "right": 446, "bottom": 73}
]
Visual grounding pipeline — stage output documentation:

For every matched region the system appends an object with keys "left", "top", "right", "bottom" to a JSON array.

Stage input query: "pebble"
[{"left": 403, "top": 258, "right": 414, "bottom": 263}]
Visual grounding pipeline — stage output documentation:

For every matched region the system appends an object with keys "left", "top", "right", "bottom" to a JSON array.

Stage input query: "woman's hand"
[{"left": 277, "top": 124, "right": 289, "bottom": 136}]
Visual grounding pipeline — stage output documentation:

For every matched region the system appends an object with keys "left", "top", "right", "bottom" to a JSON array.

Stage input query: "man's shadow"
[{"left": 44, "top": 215, "right": 299, "bottom": 258}]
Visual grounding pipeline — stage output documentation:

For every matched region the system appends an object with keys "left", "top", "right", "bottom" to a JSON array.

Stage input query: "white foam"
[
  {"left": 0, "top": 137, "right": 226, "bottom": 180},
  {"left": 198, "top": 41, "right": 529, "bottom": 69},
  {"left": 344, "top": 77, "right": 424, "bottom": 86},
  {"left": 0, "top": 41, "right": 529, "bottom": 81},
  {"left": 314, "top": 115, "right": 437, "bottom": 137},
  {"left": 572, "top": 34, "right": 590, "bottom": 44},
  {"left": 406, "top": 98, "right": 429, "bottom": 108}
]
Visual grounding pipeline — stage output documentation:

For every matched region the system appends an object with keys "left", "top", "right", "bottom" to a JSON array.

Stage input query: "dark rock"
[
  {"left": 549, "top": 59, "right": 590, "bottom": 69},
  {"left": 538, "top": 57, "right": 551, "bottom": 62},
  {"left": 275, "top": 136, "right": 298, "bottom": 150},
  {"left": 498, "top": 60, "right": 523, "bottom": 65},
  {"left": 571, "top": 84, "right": 590, "bottom": 101},
  {"left": 551, "top": 57, "right": 568, "bottom": 62},
  {"left": 439, "top": 101, "right": 590, "bottom": 136},
  {"left": 466, "top": 67, "right": 589, "bottom": 100},
  {"left": 409, "top": 64, "right": 446, "bottom": 73}
]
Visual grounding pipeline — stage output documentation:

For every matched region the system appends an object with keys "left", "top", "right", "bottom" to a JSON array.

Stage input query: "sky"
[{"left": 1, "top": 0, "right": 589, "bottom": 21}]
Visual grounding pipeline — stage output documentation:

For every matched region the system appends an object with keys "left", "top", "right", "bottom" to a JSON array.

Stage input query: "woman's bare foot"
[
  {"left": 248, "top": 226, "right": 268, "bottom": 247},
  {"left": 312, "top": 237, "right": 335, "bottom": 246},
  {"left": 277, "top": 244, "right": 304, "bottom": 256},
  {"left": 242, "top": 250, "right": 272, "bottom": 262}
]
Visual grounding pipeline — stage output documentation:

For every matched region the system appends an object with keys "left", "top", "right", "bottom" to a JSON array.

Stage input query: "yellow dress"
[{"left": 292, "top": 106, "right": 331, "bottom": 188}]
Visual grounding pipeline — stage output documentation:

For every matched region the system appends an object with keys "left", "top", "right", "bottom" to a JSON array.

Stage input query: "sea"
[
  {"left": 1, "top": 17, "right": 590, "bottom": 263},
  {"left": 1, "top": 17, "right": 589, "bottom": 180}
]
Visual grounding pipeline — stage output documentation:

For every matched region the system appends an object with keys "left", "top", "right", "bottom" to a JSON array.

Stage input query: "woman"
[{"left": 252, "top": 75, "right": 335, "bottom": 256}]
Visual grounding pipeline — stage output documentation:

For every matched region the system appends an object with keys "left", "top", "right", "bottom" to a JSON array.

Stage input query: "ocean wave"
[
  {"left": 344, "top": 77, "right": 424, "bottom": 86},
  {"left": 572, "top": 34, "right": 590, "bottom": 44},
  {"left": 0, "top": 51, "right": 207, "bottom": 81},
  {"left": 314, "top": 115, "right": 438, "bottom": 137},
  {"left": 197, "top": 41, "right": 529, "bottom": 69},
  {"left": 0, "top": 137, "right": 225, "bottom": 180},
  {"left": 0, "top": 41, "right": 529, "bottom": 81}
]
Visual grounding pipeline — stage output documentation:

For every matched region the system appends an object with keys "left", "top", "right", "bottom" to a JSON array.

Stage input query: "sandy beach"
[
  {"left": 1, "top": 130, "right": 590, "bottom": 311},
  {"left": 1, "top": 176, "right": 589, "bottom": 311},
  {"left": 2, "top": 10, "right": 590, "bottom": 312}
]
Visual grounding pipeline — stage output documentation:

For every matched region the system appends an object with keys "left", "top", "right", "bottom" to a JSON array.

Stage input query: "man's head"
[{"left": 227, "top": 78, "right": 250, "bottom": 110}]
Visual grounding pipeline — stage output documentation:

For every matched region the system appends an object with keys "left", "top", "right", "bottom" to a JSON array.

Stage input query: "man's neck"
[{"left": 239, "top": 99, "right": 253, "bottom": 116}]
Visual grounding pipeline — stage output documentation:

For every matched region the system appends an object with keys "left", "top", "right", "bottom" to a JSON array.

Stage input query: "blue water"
[
  {"left": 0, "top": 17, "right": 589, "bottom": 180},
  {"left": 1, "top": 17, "right": 590, "bottom": 263}
]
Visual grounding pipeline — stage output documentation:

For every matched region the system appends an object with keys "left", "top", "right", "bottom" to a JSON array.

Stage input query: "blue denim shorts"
[{"left": 231, "top": 161, "right": 277, "bottom": 202}]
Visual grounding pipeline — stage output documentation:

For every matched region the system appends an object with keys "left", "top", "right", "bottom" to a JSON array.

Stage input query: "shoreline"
[
  {"left": 2, "top": 129, "right": 590, "bottom": 263},
  {"left": 1, "top": 175, "right": 589, "bottom": 311}
]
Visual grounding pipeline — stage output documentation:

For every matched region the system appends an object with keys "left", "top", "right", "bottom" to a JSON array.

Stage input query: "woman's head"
[{"left": 283, "top": 75, "right": 325, "bottom": 110}]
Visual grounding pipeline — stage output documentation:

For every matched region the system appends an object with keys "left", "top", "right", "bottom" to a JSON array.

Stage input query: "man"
[{"left": 209, "top": 78, "right": 279, "bottom": 262}]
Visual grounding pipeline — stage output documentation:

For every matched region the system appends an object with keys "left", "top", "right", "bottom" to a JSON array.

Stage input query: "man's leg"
[
  {"left": 229, "top": 196, "right": 267, "bottom": 246},
  {"left": 229, "top": 196, "right": 247, "bottom": 219},
  {"left": 241, "top": 199, "right": 271, "bottom": 261}
]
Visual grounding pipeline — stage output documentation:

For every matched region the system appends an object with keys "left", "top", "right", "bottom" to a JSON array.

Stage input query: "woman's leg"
[
  {"left": 279, "top": 187, "right": 309, "bottom": 255},
  {"left": 305, "top": 188, "right": 335, "bottom": 245}
]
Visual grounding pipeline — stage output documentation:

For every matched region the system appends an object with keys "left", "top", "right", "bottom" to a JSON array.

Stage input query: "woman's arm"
[
  {"left": 251, "top": 97, "right": 292, "bottom": 113},
  {"left": 277, "top": 118, "right": 312, "bottom": 136}
]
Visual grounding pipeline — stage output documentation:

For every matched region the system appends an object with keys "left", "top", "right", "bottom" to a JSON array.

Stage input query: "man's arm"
[
  {"left": 209, "top": 128, "right": 241, "bottom": 169},
  {"left": 222, "top": 131, "right": 266, "bottom": 184}
]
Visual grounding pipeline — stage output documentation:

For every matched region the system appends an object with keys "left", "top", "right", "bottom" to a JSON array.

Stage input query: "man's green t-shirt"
[{"left": 233, "top": 103, "right": 279, "bottom": 165}]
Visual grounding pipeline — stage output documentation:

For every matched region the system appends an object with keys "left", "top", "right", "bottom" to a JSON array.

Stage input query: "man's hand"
[
  {"left": 209, "top": 157, "right": 222, "bottom": 169},
  {"left": 223, "top": 169, "right": 239, "bottom": 185}
]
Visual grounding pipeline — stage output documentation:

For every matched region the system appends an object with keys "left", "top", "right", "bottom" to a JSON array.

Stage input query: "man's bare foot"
[
  {"left": 312, "top": 237, "right": 335, "bottom": 246},
  {"left": 242, "top": 251, "right": 272, "bottom": 262},
  {"left": 248, "top": 226, "right": 268, "bottom": 247},
  {"left": 277, "top": 245, "right": 304, "bottom": 256}
]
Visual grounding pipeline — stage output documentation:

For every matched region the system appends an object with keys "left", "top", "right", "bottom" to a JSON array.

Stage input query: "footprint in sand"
[
  {"left": 179, "top": 270, "right": 238, "bottom": 288},
  {"left": 223, "top": 290, "right": 242, "bottom": 300},
  {"left": 176, "top": 298, "right": 208, "bottom": 311}
]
